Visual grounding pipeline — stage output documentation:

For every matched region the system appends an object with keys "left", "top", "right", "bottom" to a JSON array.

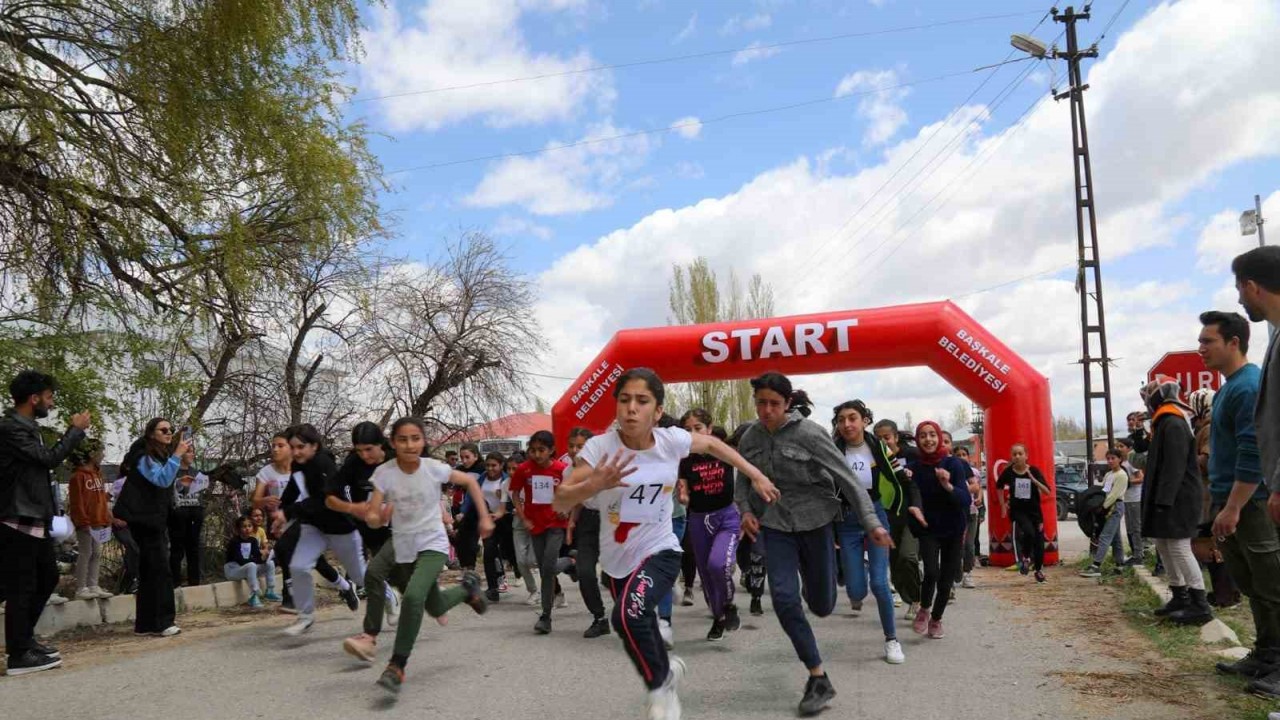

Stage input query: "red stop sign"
[{"left": 1148, "top": 351, "right": 1222, "bottom": 400}]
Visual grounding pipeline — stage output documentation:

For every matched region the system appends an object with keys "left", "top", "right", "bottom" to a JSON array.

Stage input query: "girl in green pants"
[{"left": 361, "top": 417, "right": 494, "bottom": 693}]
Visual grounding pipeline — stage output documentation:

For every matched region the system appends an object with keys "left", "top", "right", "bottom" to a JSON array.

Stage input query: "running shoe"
[
  {"left": 461, "top": 571, "right": 488, "bottom": 615},
  {"left": 849, "top": 599, "right": 862, "bottom": 616},
  {"left": 1078, "top": 564, "right": 1102, "bottom": 578},
  {"left": 912, "top": 607, "right": 929, "bottom": 635},
  {"left": 91, "top": 587, "right": 114, "bottom": 599},
  {"left": 927, "top": 620, "right": 945, "bottom": 639},
  {"left": 798, "top": 673, "right": 836, "bottom": 717},
  {"left": 75, "top": 587, "right": 98, "bottom": 601},
  {"left": 282, "top": 615, "right": 314, "bottom": 637},
  {"left": 681, "top": 587, "right": 695, "bottom": 607},
  {"left": 4, "top": 650, "right": 61, "bottom": 676},
  {"left": 723, "top": 603, "right": 741, "bottom": 632},
  {"left": 884, "top": 639, "right": 905, "bottom": 664},
  {"left": 343, "top": 633, "right": 377, "bottom": 663},
  {"left": 524, "top": 591, "right": 539, "bottom": 607},
  {"left": 498, "top": 579, "right": 511, "bottom": 594},
  {"left": 385, "top": 588, "right": 401, "bottom": 628},
  {"left": 356, "top": 585, "right": 367, "bottom": 600},
  {"left": 750, "top": 597, "right": 764, "bottom": 616},
  {"left": 248, "top": 593, "right": 264, "bottom": 609},
  {"left": 486, "top": 589, "right": 500, "bottom": 603},
  {"left": 1019, "top": 558, "right": 1030, "bottom": 576},
  {"left": 659, "top": 618, "right": 674, "bottom": 649},
  {"left": 262, "top": 591, "right": 283, "bottom": 602},
  {"left": 647, "top": 656, "right": 686, "bottom": 720},
  {"left": 534, "top": 615, "right": 552, "bottom": 635},
  {"left": 155, "top": 626, "right": 181, "bottom": 638},
  {"left": 377, "top": 664, "right": 404, "bottom": 694},
  {"left": 1035, "top": 570, "right": 1046, "bottom": 584},
  {"left": 30, "top": 640, "right": 59, "bottom": 659},
  {"left": 46, "top": 593, "right": 69, "bottom": 606},
  {"left": 706, "top": 619, "right": 725, "bottom": 642},
  {"left": 904, "top": 602, "right": 919, "bottom": 621},
  {"left": 961, "top": 573, "right": 976, "bottom": 589},
  {"left": 583, "top": 617, "right": 611, "bottom": 639},
  {"left": 892, "top": 590, "right": 902, "bottom": 608},
  {"left": 339, "top": 583, "right": 360, "bottom": 612},
  {"left": 555, "top": 592, "right": 567, "bottom": 609}
]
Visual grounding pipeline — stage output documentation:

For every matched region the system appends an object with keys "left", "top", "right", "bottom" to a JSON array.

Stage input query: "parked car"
[{"left": 1055, "top": 463, "right": 1088, "bottom": 521}]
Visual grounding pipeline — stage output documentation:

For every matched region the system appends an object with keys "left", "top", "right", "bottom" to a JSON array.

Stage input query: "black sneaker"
[
  {"left": 339, "top": 584, "right": 360, "bottom": 612},
  {"left": 681, "top": 587, "right": 695, "bottom": 606},
  {"left": 750, "top": 597, "right": 764, "bottom": 616},
  {"left": 377, "top": 664, "right": 404, "bottom": 694},
  {"left": 356, "top": 585, "right": 367, "bottom": 600},
  {"left": 798, "top": 673, "right": 836, "bottom": 716},
  {"left": 1019, "top": 558, "right": 1030, "bottom": 576},
  {"left": 723, "top": 603, "right": 741, "bottom": 632},
  {"left": 1034, "top": 571, "right": 1046, "bottom": 584},
  {"left": 485, "top": 589, "right": 500, "bottom": 603},
  {"left": 1217, "top": 651, "right": 1277, "bottom": 679},
  {"left": 583, "top": 617, "right": 610, "bottom": 639},
  {"left": 1247, "top": 668, "right": 1280, "bottom": 699},
  {"left": 461, "top": 572, "right": 488, "bottom": 615},
  {"left": 5, "top": 650, "right": 62, "bottom": 676},
  {"left": 30, "top": 641, "right": 60, "bottom": 659},
  {"left": 707, "top": 619, "right": 726, "bottom": 641},
  {"left": 534, "top": 615, "right": 552, "bottom": 635}
]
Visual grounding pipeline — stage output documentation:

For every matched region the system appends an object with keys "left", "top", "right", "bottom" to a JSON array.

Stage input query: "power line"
[
  {"left": 385, "top": 57, "right": 1035, "bottom": 176},
  {"left": 1094, "top": 0, "right": 1136, "bottom": 45},
  {"left": 350, "top": 10, "right": 1045, "bottom": 104}
]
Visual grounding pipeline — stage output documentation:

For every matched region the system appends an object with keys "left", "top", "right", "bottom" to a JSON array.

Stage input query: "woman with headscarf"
[
  {"left": 906, "top": 420, "right": 972, "bottom": 640},
  {"left": 1141, "top": 375, "right": 1213, "bottom": 626}
]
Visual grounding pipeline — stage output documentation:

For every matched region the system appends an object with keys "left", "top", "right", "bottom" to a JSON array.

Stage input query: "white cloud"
[
  {"left": 721, "top": 13, "right": 772, "bottom": 35},
  {"left": 835, "top": 68, "right": 909, "bottom": 146},
  {"left": 673, "top": 13, "right": 697, "bottom": 43},
  {"left": 1196, "top": 190, "right": 1279, "bottom": 272},
  {"left": 674, "top": 161, "right": 705, "bottom": 179},
  {"left": 464, "top": 121, "right": 655, "bottom": 215},
  {"left": 671, "top": 116, "right": 703, "bottom": 139},
  {"left": 491, "top": 215, "right": 553, "bottom": 240},
  {"left": 357, "top": 0, "right": 611, "bottom": 131},
  {"left": 732, "top": 41, "right": 782, "bottom": 66},
  {"left": 526, "top": 0, "right": 1280, "bottom": 426}
]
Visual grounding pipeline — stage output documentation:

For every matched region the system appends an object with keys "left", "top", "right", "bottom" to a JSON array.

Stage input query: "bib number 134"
[{"left": 620, "top": 482, "right": 670, "bottom": 523}]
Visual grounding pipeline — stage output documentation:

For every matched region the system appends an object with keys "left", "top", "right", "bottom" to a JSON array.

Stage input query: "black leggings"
[
  {"left": 1012, "top": 512, "right": 1045, "bottom": 571},
  {"left": 737, "top": 535, "right": 767, "bottom": 600},
  {"left": 680, "top": 527, "right": 696, "bottom": 590},
  {"left": 919, "top": 534, "right": 964, "bottom": 621},
  {"left": 167, "top": 507, "right": 203, "bottom": 587},
  {"left": 275, "top": 521, "right": 340, "bottom": 602}
]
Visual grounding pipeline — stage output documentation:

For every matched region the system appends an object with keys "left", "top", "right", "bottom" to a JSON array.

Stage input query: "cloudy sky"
[{"left": 345, "top": 0, "right": 1280, "bottom": 432}]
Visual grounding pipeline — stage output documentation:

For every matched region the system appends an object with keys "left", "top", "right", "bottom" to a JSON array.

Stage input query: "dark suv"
[{"left": 1054, "top": 463, "right": 1089, "bottom": 521}]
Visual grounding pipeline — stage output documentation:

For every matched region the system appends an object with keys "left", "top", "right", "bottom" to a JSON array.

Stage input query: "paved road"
[{"left": 3, "top": 527, "right": 1108, "bottom": 720}]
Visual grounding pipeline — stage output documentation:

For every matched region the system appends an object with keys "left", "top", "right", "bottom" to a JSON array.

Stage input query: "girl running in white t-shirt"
[{"left": 556, "top": 368, "right": 779, "bottom": 720}]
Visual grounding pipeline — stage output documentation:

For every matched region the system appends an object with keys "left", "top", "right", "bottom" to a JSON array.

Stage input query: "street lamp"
[{"left": 1010, "top": 33, "right": 1050, "bottom": 59}]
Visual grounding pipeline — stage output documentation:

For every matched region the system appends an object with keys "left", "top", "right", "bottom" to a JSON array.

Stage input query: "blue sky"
[{"left": 343, "top": 0, "right": 1280, "bottom": 429}]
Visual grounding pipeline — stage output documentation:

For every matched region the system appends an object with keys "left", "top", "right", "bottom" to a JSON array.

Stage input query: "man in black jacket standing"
[{"left": 0, "top": 370, "right": 89, "bottom": 676}]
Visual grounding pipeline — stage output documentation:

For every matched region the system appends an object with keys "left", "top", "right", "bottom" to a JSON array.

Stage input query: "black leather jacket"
[{"left": 0, "top": 409, "right": 85, "bottom": 526}]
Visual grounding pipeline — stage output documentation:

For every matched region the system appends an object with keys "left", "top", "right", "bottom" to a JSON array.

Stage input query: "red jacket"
[{"left": 69, "top": 466, "right": 111, "bottom": 528}]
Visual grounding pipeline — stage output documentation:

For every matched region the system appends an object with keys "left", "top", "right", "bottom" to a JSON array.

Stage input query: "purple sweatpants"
[{"left": 686, "top": 504, "right": 741, "bottom": 620}]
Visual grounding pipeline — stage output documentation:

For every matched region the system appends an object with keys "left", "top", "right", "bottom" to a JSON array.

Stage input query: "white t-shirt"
[
  {"left": 371, "top": 459, "right": 451, "bottom": 563},
  {"left": 255, "top": 465, "right": 291, "bottom": 499},
  {"left": 578, "top": 427, "right": 692, "bottom": 578},
  {"left": 843, "top": 443, "right": 875, "bottom": 491},
  {"left": 1122, "top": 461, "right": 1143, "bottom": 503},
  {"left": 481, "top": 474, "right": 506, "bottom": 513}
]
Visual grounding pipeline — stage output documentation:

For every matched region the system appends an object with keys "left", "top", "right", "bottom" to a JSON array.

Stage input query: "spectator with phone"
[{"left": 168, "top": 439, "right": 208, "bottom": 588}]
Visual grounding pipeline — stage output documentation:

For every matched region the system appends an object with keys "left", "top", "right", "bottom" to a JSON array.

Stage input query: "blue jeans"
[
  {"left": 1092, "top": 501, "right": 1126, "bottom": 565},
  {"left": 836, "top": 503, "right": 896, "bottom": 640},
  {"left": 764, "top": 524, "right": 838, "bottom": 670},
  {"left": 658, "top": 515, "right": 687, "bottom": 620}
]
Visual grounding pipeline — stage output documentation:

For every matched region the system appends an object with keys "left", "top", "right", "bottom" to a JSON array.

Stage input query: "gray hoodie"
[
  {"left": 734, "top": 412, "right": 882, "bottom": 534},
  {"left": 1256, "top": 329, "right": 1280, "bottom": 493}
]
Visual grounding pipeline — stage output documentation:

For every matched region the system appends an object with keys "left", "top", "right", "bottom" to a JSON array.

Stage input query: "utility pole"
[
  {"left": 1254, "top": 194, "right": 1266, "bottom": 246},
  {"left": 1053, "top": 5, "right": 1115, "bottom": 453}
]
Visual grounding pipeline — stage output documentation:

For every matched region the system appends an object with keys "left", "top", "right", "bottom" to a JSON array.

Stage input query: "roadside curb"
[{"left": 1132, "top": 565, "right": 1245, "bottom": 657}]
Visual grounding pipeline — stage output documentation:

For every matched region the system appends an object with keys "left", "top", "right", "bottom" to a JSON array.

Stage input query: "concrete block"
[
  {"left": 213, "top": 580, "right": 252, "bottom": 608},
  {"left": 33, "top": 598, "right": 102, "bottom": 635},
  {"left": 100, "top": 594, "right": 136, "bottom": 624},
  {"left": 1215, "top": 646, "right": 1251, "bottom": 661},
  {"left": 1200, "top": 620, "right": 1240, "bottom": 646},
  {"left": 180, "top": 583, "right": 216, "bottom": 610}
]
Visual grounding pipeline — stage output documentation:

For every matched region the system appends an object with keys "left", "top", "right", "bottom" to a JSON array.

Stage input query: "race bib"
[
  {"left": 531, "top": 475, "right": 555, "bottom": 505},
  {"left": 1014, "top": 477, "right": 1032, "bottom": 500},
  {"left": 240, "top": 542, "right": 253, "bottom": 559},
  {"left": 619, "top": 465, "right": 673, "bottom": 524}
]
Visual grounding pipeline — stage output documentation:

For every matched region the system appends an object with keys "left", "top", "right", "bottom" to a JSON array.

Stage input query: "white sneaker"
[
  {"left": 384, "top": 587, "right": 401, "bottom": 628},
  {"left": 884, "top": 639, "right": 905, "bottom": 664},
  {"left": 658, "top": 618, "right": 674, "bottom": 649},
  {"left": 647, "top": 656, "right": 686, "bottom": 720},
  {"left": 282, "top": 614, "right": 315, "bottom": 637},
  {"left": 555, "top": 593, "right": 567, "bottom": 609},
  {"left": 891, "top": 590, "right": 903, "bottom": 608},
  {"left": 156, "top": 626, "right": 181, "bottom": 638},
  {"left": 75, "top": 587, "right": 97, "bottom": 601},
  {"left": 524, "top": 591, "right": 540, "bottom": 607},
  {"left": 904, "top": 602, "right": 919, "bottom": 621},
  {"left": 46, "top": 593, "right": 69, "bottom": 606},
  {"left": 962, "top": 573, "right": 976, "bottom": 589},
  {"left": 92, "top": 587, "right": 114, "bottom": 599}
]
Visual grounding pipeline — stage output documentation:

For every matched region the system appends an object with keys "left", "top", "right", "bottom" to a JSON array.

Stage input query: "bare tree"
[{"left": 355, "top": 232, "right": 543, "bottom": 435}]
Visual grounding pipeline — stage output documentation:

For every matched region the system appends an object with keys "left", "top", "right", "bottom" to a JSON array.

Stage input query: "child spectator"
[
  {"left": 224, "top": 515, "right": 269, "bottom": 609},
  {"left": 69, "top": 438, "right": 113, "bottom": 600},
  {"left": 1079, "top": 450, "right": 1130, "bottom": 577},
  {"left": 248, "top": 508, "right": 281, "bottom": 602}
]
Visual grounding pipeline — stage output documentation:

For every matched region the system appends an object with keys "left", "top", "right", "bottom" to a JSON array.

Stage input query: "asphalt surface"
[{"left": 2, "top": 524, "right": 1106, "bottom": 720}]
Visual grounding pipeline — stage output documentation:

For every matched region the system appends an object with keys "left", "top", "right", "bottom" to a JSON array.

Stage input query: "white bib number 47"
[{"left": 620, "top": 481, "right": 671, "bottom": 523}]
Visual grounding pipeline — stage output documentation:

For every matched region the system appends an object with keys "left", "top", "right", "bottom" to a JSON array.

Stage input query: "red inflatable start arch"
[{"left": 552, "top": 300, "right": 1057, "bottom": 567}]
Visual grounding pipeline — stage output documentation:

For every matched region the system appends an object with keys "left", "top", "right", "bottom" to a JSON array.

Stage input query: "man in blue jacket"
[{"left": 0, "top": 370, "right": 90, "bottom": 676}]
